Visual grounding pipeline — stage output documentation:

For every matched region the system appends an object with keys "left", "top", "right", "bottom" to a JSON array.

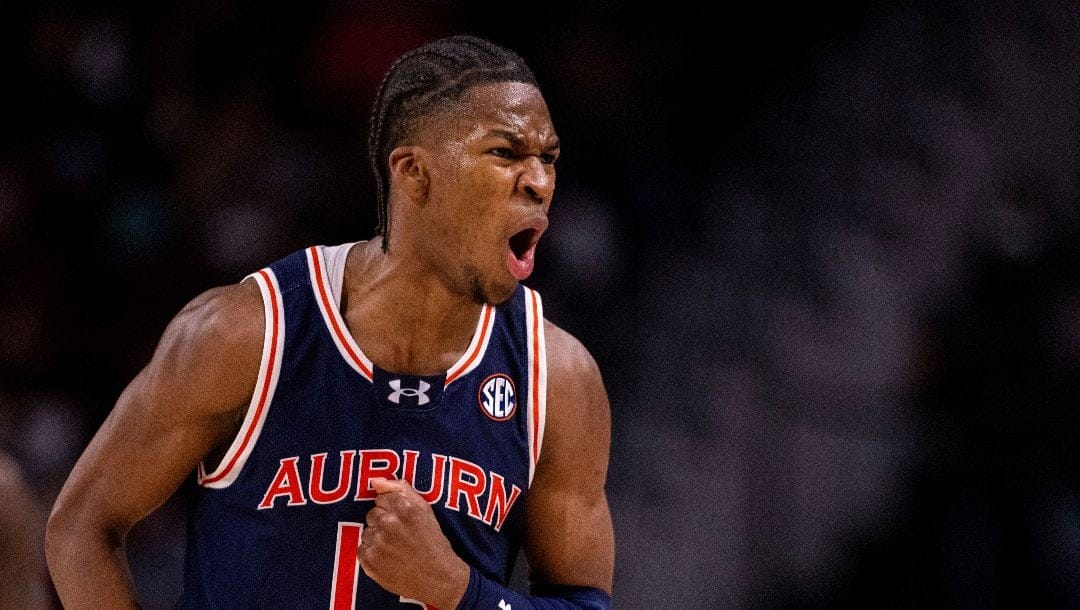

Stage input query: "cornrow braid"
[{"left": 367, "top": 34, "right": 540, "bottom": 252}]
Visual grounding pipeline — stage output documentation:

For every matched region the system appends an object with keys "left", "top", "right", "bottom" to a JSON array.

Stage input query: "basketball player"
[{"left": 46, "top": 35, "right": 614, "bottom": 609}]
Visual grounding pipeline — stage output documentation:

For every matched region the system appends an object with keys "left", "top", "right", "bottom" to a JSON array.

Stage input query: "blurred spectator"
[{"left": 0, "top": 451, "right": 52, "bottom": 608}]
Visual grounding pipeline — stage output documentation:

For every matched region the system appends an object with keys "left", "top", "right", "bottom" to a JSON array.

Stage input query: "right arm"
[{"left": 45, "top": 279, "right": 264, "bottom": 609}]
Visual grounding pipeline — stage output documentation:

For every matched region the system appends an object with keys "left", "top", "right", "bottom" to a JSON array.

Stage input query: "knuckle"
[
  {"left": 367, "top": 528, "right": 383, "bottom": 545},
  {"left": 365, "top": 507, "right": 386, "bottom": 527},
  {"left": 361, "top": 527, "right": 380, "bottom": 546},
  {"left": 394, "top": 495, "right": 416, "bottom": 512},
  {"left": 357, "top": 547, "right": 371, "bottom": 566}
]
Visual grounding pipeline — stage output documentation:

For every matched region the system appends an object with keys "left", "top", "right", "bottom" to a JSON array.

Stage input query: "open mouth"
[
  {"left": 509, "top": 227, "right": 539, "bottom": 260},
  {"left": 505, "top": 219, "right": 547, "bottom": 281}
]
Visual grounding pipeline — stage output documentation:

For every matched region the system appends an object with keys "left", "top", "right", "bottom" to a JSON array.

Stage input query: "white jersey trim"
[
  {"left": 323, "top": 241, "right": 352, "bottom": 304},
  {"left": 307, "top": 241, "right": 494, "bottom": 387},
  {"left": 443, "top": 302, "right": 497, "bottom": 388},
  {"left": 307, "top": 245, "right": 375, "bottom": 381},
  {"left": 525, "top": 287, "right": 547, "bottom": 486},
  {"left": 198, "top": 268, "right": 285, "bottom": 488}
]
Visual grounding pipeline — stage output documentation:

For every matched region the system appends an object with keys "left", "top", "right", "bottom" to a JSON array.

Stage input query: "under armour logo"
[
  {"left": 387, "top": 379, "right": 431, "bottom": 405},
  {"left": 498, "top": 601, "right": 511, "bottom": 610}
]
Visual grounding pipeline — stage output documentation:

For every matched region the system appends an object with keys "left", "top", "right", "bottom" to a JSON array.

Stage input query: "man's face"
[{"left": 418, "top": 81, "right": 559, "bottom": 305}]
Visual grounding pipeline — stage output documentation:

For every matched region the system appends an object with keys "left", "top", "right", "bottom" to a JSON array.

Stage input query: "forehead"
[{"left": 435, "top": 81, "right": 557, "bottom": 143}]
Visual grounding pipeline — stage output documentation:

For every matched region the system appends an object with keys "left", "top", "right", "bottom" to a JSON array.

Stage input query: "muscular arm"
[
  {"left": 45, "top": 280, "right": 264, "bottom": 609},
  {"left": 522, "top": 320, "right": 614, "bottom": 591}
]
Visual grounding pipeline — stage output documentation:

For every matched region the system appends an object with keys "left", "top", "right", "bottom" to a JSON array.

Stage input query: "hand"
[{"left": 359, "top": 478, "right": 470, "bottom": 609}]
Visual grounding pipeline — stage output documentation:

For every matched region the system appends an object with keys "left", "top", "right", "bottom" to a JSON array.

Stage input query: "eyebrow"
[{"left": 486, "top": 129, "right": 561, "bottom": 152}]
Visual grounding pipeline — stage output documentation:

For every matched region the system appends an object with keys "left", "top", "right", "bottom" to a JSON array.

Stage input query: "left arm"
[{"left": 519, "top": 320, "right": 614, "bottom": 592}]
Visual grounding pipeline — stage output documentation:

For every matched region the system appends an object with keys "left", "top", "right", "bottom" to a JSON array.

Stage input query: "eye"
[
  {"left": 540, "top": 153, "right": 557, "bottom": 165},
  {"left": 490, "top": 147, "right": 515, "bottom": 159}
]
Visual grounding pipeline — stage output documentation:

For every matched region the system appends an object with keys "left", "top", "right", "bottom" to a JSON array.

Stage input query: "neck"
[{"left": 341, "top": 237, "right": 484, "bottom": 375}]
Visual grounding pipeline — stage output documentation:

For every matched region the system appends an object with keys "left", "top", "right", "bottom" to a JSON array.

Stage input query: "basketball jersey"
[{"left": 179, "top": 242, "right": 548, "bottom": 609}]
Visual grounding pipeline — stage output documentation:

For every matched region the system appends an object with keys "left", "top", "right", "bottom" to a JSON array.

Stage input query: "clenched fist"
[{"left": 359, "top": 478, "right": 470, "bottom": 609}]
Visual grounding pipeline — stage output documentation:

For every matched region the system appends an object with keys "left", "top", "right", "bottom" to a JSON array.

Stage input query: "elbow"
[
  {"left": 44, "top": 497, "right": 75, "bottom": 572},
  {"left": 46, "top": 493, "right": 127, "bottom": 568},
  {"left": 45, "top": 493, "right": 105, "bottom": 575}
]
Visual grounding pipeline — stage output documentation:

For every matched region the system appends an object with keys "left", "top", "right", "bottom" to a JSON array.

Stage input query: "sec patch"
[{"left": 478, "top": 373, "right": 517, "bottom": 421}]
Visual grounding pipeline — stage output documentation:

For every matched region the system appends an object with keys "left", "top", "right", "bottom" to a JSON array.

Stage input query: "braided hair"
[{"left": 367, "top": 35, "right": 541, "bottom": 252}]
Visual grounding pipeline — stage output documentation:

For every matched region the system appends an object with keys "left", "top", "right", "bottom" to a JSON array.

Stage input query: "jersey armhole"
[
  {"left": 524, "top": 287, "right": 547, "bottom": 487},
  {"left": 197, "top": 269, "right": 285, "bottom": 488}
]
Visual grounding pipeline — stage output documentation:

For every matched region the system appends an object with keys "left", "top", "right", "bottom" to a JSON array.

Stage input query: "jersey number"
[{"left": 330, "top": 522, "right": 434, "bottom": 610}]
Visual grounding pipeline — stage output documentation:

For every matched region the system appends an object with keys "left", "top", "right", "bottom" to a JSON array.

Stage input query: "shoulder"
[
  {"left": 165, "top": 279, "right": 264, "bottom": 360},
  {"left": 543, "top": 319, "right": 605, "bottom": 392},
  {"left": 541, "top": 319, "right": 610, "bottom": 448},
  {"left": 147, "top": 278, "right": 265, "bottom": 417}
]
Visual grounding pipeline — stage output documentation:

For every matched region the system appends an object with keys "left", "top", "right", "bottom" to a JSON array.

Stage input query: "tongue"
[{"left": 507, "top": 246, "right": 535, "bottom": 280}]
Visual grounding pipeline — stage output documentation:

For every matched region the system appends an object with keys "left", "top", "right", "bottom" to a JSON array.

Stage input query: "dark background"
[{"left": 3, "top": 0, "right": 1080, "bottom": 608}]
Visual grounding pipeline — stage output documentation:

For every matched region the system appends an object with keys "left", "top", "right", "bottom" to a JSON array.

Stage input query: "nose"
[{"left": 520, "top": 156, "right": 554, "bottom": 203}]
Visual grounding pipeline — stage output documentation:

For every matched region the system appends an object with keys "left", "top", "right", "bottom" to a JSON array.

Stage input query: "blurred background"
[{"left": 3, "top": 0, "right": 1080, "bottom": 607}]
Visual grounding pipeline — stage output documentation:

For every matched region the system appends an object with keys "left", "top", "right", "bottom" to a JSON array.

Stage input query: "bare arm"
[
  {"left": 523, "top": 320, "right": 615, "bottom": 592},
  {"left": 45, "top": 280, "right": 264, "bottom": 609}
]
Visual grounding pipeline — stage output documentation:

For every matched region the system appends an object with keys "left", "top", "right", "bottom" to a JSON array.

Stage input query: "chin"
[{"left": 473, "top": 275, "right": 518, "bottom": 306}]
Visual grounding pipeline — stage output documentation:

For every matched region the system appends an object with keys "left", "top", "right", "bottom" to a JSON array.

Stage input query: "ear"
[{"left": 388, "top": 145, "right": 429, "bottom": 202}]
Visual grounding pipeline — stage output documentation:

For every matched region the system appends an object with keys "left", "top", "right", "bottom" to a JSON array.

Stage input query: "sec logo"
[{"left": 478, "top": 373, "right": 516, "bottom": 421}]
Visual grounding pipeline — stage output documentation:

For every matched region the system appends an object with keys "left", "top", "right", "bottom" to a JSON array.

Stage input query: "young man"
[{"left": 46, "top": 35, "right": 615, "bottom": 609}]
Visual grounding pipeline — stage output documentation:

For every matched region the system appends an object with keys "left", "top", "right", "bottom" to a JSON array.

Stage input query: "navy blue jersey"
[{"left": 179, "top": 243, "right": 548, "bottom": 609}]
